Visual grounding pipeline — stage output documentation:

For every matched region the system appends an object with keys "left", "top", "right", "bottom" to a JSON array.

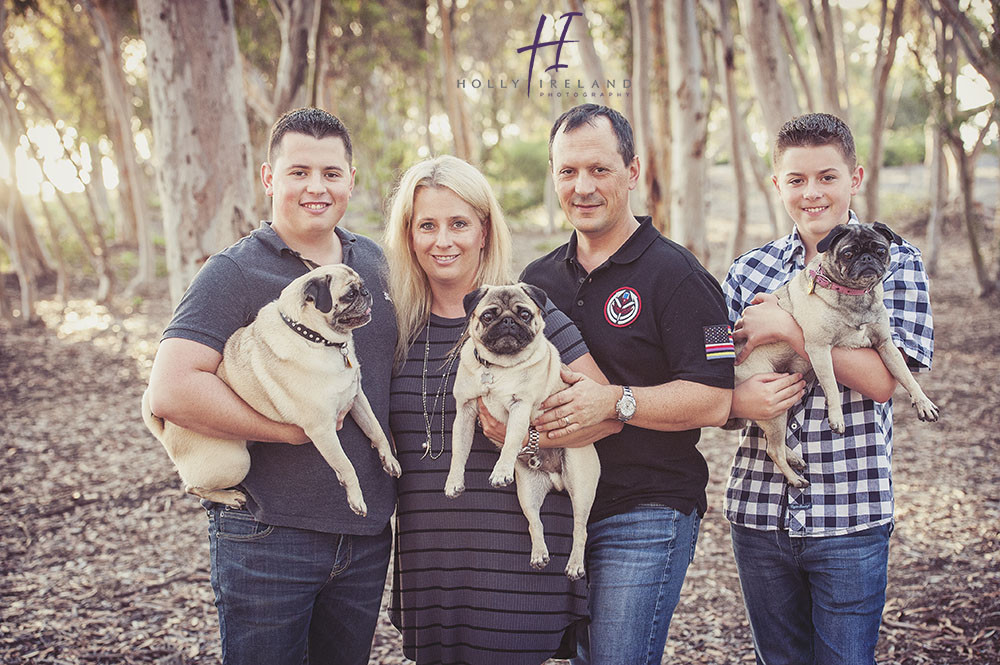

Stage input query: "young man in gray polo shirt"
[{"left": 146, "top": 108, "right": 397, "bottom": 665}]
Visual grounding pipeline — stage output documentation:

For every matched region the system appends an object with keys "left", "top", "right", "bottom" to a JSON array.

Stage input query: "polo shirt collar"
[
  {"left": 781, "top": 209, "right": 860, "bottom": 268},
  {"left": 256, "top": 220, "right": 358, "bottom": 264},
  {"left": 558, "top": 215, "right": 658, "bottom": 266}
]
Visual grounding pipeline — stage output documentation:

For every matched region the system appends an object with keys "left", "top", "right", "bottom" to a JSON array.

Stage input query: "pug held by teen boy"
[
  {"left": 141, "top": 264, "right": 400, "bottom": 517},
  {"left": 729, "top": 222, "right": 939, "bottom": 488},
  {"left": 444, "top": 283, "right": 600, "bottom": 580}
]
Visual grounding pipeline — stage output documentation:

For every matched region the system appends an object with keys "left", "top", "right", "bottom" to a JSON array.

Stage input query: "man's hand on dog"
[
  {"left": 534, "top": 367, "right": 618, "bottom": 438},
  {"left": 732, "top": 372, "right": 806, "bottom": 421},
  {"left": 734, "top": 293, "right": 804, "bottom": 364}
]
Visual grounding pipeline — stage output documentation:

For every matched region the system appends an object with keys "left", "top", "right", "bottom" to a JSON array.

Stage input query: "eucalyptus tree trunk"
[
  {"left": 437, "top": 0, "right": 474, "bottom": 162},
  {"left": 629, "top": 0, "right": 653, "bottom": 218},
  {"left": 739, "top": 0, "right": 800, "bottom": 142},
  {"left": 865, "top": 0, "right": 905, "bottom": 223},
  {"left": 648, "top": 0, "right": 671, "bottom": 234},
  {"left": 138, "top": 0, "right": 256, "bottom": 306},
  {"left": 668, "top": 0, "right": 709, "bottom": 264},
  {"left": 717, "top": 0, "right": 749, "bottom": 260},
  {"left": 568, "top": 0, "right": 608, "bottom": 99},
  {"left": 271, "top": 0, "right": 320, "bottom": 116},
  {"left": 83, "top": 0, "right": 154, "bottom": 294},
  {"left": 798, "top": 0, "right": 843, "bottom": 116}
]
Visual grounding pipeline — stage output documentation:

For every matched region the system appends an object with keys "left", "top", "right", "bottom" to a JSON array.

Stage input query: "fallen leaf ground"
[{"left": 2, "top": 210, "right": 997, "bottom": 664}]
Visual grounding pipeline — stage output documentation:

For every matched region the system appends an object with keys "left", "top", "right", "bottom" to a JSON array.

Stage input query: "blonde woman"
[{"left": 383, "top": 156, "right": 620, "bottom": 664}]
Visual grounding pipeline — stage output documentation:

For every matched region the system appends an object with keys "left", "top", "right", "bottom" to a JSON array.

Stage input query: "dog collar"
[
  {"left": 807, "top": 265, "right": 873, "bottom": 296},
  {"left": 280, "top": 312, "right": 351, "bottom": 367},
  {"left": 473, "top": 348, "right": 493, "bottom": 367}
]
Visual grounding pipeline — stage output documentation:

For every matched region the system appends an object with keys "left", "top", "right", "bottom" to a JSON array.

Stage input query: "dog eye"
[
  {"left": 481, "top": 311, "right": 495, "bottom": 323},
  {"left": 876, "top": 247, "right": 887, "bottom": 256},
  {"left": 518, "top": 309, "right": 532, "bottom": 322},
  {"left": 842, "top": 250, "right": 853, "bottom": 259}
]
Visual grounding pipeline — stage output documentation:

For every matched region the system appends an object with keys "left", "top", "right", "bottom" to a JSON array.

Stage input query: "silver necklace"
[{"left": 420, "top": 317, "right": 459, "bottom": 460}]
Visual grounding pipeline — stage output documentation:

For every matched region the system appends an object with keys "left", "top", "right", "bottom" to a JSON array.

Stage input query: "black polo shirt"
[{"left": 521, "top": 216, "right": 734, "bottom": 522}]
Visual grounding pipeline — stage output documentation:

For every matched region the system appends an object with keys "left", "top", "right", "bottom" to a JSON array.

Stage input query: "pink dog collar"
[{"left": 807, "top": 265, "right": 873, "bottom": 296}]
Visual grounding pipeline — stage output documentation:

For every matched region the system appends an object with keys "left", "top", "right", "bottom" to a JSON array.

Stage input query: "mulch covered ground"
[{"left": 2, "top": 215, "right": 997, "bottom": 664}]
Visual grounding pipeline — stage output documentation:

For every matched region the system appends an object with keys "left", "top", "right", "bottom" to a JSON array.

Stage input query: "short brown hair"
[
  {"left": 773, "top": 113, "right": 856, "bottom": 171},
  {"left": 268, "top": 107, "right": 353, "bottom": 165}
]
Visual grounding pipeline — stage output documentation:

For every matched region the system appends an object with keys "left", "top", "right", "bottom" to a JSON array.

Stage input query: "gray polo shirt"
[{"left": 163, "top": 221, "right": 398, "bottom": 535}]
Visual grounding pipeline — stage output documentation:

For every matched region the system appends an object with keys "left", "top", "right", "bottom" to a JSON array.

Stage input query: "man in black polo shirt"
[{"left": 521, "top": 104, "right": 734, "bottom": 665}]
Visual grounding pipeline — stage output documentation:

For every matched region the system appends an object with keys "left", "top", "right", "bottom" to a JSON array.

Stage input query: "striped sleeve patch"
[{"left": 704, "top": 324, "right": 735, "bottom": 360}]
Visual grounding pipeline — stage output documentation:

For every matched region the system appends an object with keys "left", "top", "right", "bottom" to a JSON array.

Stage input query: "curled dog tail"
[{"left": 140, "top": 389, "right": 166, "bottom": 439}]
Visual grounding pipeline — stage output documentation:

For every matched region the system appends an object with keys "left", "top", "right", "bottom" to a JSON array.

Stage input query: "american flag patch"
[{"left": 704, "top": 324, "right": 735, "bottom": 360}]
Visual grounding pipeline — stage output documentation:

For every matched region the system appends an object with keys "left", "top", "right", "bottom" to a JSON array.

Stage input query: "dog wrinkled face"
[
  {"left": 298, "top": 265, "right": 373, "bottom": 334},
  {"left": 820, "top": 225, "right": 894, "bottom": 290},
  {"left": 470, "top": 286, "right": 545, "bottom": 356}
]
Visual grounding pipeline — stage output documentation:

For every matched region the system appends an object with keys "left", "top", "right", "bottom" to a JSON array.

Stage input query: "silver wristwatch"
[
  {"left": 520, "top": 426, "right": 541, "bottom": 456},
  {"left": 615, "top": 386, "right": 636, "bottom": 422}
]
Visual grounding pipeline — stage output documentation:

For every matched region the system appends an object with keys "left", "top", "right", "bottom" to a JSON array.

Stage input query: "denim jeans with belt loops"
[
  {"left": 731, "top": 522, "right": 892, "bottom": 665},
  {"left": 572, "top": 504, "right": 701, "bottom": 665},
  {"left": 206, "top": 503, "right": 391, "bottom": 665}
]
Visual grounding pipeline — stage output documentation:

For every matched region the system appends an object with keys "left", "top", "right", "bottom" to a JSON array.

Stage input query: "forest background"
[{"left": 1, "top": 1, "right": 998, "bottom": 664}]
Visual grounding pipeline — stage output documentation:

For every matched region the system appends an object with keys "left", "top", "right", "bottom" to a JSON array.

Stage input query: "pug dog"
[
  {"left": 444, "top": 283, "right": 600, "bottom": 580},
  {"left": 141, "top": 264, "right": 400, "bottom": 517},
  {"left": 729, "top": 222, "right": 939, "bottom": 488}
]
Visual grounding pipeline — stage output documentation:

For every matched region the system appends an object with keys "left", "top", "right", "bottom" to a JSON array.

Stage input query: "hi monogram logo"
[{"left": 516, "top": 12, "right": 582, "bottom": 96}]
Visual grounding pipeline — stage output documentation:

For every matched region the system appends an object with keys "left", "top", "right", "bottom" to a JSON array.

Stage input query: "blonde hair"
[{"left": 383, "top": 155, "right": 513, "bottom": 369}]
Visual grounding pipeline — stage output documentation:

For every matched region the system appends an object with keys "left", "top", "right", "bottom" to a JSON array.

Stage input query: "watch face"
[{"left": 621, "top": 398, "right": 636, "bottom": 417}]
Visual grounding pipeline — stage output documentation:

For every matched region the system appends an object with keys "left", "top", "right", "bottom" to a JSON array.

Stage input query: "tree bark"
[
  {"left": 717, "top": 0, "right": 749, "bottom": 260},
  {"left": 270, "top": 0, "right": 319, "bottom": 116},
  {"left": 798, "top": 0, "right": 843, "bottom": 116},
  {"left": 629, "top": 0, "right": 652, "bottom": 217},
  {"left": 668, "top": 0, "right": 709, "bottom": 263},
  {"left": 778, "top": 6, "right": 817, "bottom": 112},
  {"left": 739, "top": 0, "right": 800, "bottom": 142},
  {"left": 138, "top": 0, "right": 256, "bottom": 306},
  {"left": 865, "top": 0, "right": 905, "bottom": 222},
  {"left": 923, "top": 117, "right": 946, "bottom": 277},
  {"left": 83, "top": 0, "right": 155, "bottom": 294},
  {"left": 437, "top": 0, "right": 473, "bottom": 161},
  {"left": 568, "top": 0, "right": 608, "bottom": 99},
  {"left": 648, "top": 0, "right": 671, "bottom": 234}
]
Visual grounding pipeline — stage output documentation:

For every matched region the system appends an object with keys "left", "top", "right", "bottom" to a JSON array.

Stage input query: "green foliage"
[{"left": 483, "top": 139, "right": 550, "bottom": 218}]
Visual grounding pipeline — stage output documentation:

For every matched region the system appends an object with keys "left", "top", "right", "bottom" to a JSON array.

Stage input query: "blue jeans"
[
  {"left": 730, "top": 522, "right": 892, "bottom": 665},
  {"left": 572, "top": 505, "right": 701, "bottom": 665},
  {"left": 207, "top": 504, "right": 391, "bottom": 665}
]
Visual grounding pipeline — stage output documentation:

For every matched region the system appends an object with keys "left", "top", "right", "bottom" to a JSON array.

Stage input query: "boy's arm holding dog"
[
  {"left": 730, "top": 293, "right": 902, "bottom": 411},
  {"left": 147, "top": 338, "right": 310, "bottom": 445}
]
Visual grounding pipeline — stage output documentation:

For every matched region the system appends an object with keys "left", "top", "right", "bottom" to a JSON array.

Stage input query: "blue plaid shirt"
[{"left": 722, "top": 213, "right": 934, "bottom": 536}]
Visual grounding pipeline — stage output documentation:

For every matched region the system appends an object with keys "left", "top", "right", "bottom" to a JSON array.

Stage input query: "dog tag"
[
  {"left": 341, "top": 346, "right": 351, "bottom": 368},
  {"left": 807, "top": 276, "right": 816, "bottom": 295},
  {"left": 481, "top": 370, "right": 493, "bottom": 385}
]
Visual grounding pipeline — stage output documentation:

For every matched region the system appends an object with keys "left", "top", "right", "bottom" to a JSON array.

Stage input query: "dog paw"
[
  {"left": 913, "top": 397, "right": 939, "bottom": 423},
  {"left": 786, "top": 447, "right": 806, "bottom": 472},
  {"left": 345, "top": 489, "right": 367, "bottom": 517},
  {"left": 828, "top": 414, "right": 845, "bottom": 434},
  {"left": 489, "top": 469, "right": 514, "bottom": 488},
  {"left": 565, "top": 561, "right": 586, "bottom": 581},
  {"left": 530, "top": 550, "right": 550, "bottom": 570},
  {"left": 381, "top": 454, "right": 402, "bottom": 478},
  {"left": 444, "top": 477, "right": 465, "bottom": 498},
  {"left": 787, "top": 474, "right": 810, "bottom": 489}
]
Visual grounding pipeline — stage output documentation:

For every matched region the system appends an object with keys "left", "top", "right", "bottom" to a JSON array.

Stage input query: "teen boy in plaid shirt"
[{"left": 724, "top": 113, "right": 934, "bottom": 664}]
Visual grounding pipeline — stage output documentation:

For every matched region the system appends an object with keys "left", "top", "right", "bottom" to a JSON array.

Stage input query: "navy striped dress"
[{"left": 389, "top": 304, "right": 589, "bottom": 665}]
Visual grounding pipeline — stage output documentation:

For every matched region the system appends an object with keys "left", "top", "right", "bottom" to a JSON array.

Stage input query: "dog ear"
[
  {"left": 519, "top": 283, "right": 549, "bottom": 311},
  {"left": 871, "top": 221, "right": 902, "bottom": 245},
  {"left": 817, "top": 224, "right": 851, "bottom": 254},
  {"left": 462, "top": 286, "right": 488, "bottom": 318},
  {"left": 304, "top": 273, "right": 334, "bottom": 313}
]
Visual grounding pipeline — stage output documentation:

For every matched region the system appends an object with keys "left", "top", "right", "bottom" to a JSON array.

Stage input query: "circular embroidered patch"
[{"left": 604, "top": 287, "right": 641, "bottom": 327}]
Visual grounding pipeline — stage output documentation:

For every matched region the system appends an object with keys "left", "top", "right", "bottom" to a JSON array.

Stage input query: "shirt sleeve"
[
  {"left": 884, "top": 244, "right": 934, "bottom": 371},
  {"left": 661, "top": 271, "right": 735, "bottom": 389},
  {"left": 161, "top": 254, "right": 252, "bottom": 353},
  {"left": 541, "top": 296, "right": 589, "bottom": 365},
  {"left": 722, "top": 261, "right": 749, "bottom": 326}
]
